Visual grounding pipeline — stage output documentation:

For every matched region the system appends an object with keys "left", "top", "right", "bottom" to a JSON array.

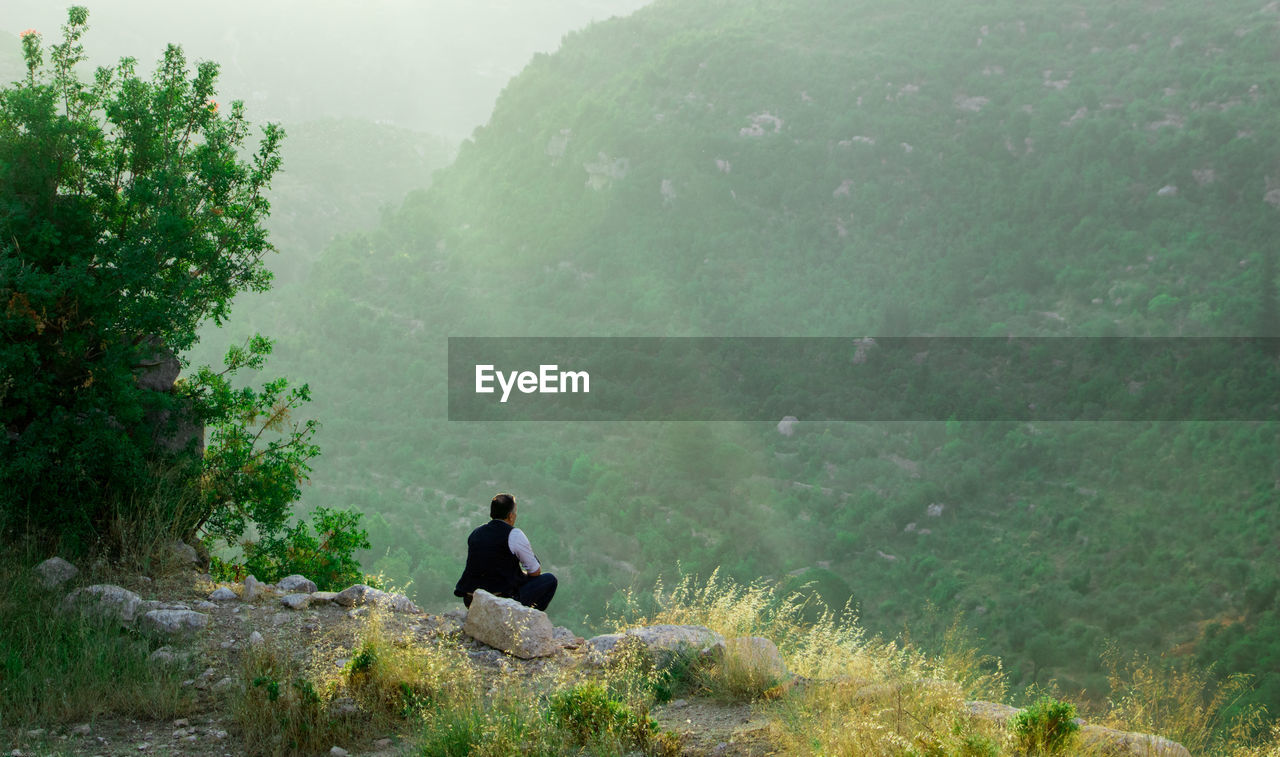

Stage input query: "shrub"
[
  {"left": 1010, "top": 696, "right": 1080, "bottom": 755},
  {"left": 211, "top": 506, "right": 370, "bottom": 589},
  {"left": 0, "top": 6, "right": 334, "bottom": 579},
  {"left": 548, "top": 681, "right": 659, "bottom": 748}
]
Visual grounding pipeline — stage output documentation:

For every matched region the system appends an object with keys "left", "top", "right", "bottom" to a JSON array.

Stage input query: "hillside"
[
  {"left": 6, "top": 555, "right": 1236, "bottom": 756},
  {"left": 200, "top": 0, "right": 1280, "bottom": 722}
]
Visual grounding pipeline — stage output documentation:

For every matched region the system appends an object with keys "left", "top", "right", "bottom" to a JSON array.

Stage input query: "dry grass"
[
  {"left": 1097, "top": 644, "right": 1280, "bottom": 756},
  {"left": 611, "top": 569, "right": 1008, "bottom": 755},
  {"left": 233, "top": 608, "right": 481, "bottom": 756}
]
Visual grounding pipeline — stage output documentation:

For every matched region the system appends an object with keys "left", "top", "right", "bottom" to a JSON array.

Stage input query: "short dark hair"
[{"left": 490, "top": 493, "right": 516, "bottom": 520}]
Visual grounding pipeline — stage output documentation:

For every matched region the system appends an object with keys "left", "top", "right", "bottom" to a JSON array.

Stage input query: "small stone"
[
  {"left": 193, "top": 601, "right": 218, "bottom": 612},
  {"left": 329, "top": 697, "right": 358, "bottom": 717},
  {"left": 209, "top": 729, "right": 227, "bottom": 739},
  {"left": 71, "top": 724, "right": 91, "bottom": 736},
  {"left": 373, "top": 738, "right": 392, "bottom": 749},
  {"left": 248, "top": 631, "right": 265, "bottom": 647},
  {"left": 212, "top": 677, "right": 234, "bottom": 691},
  {"left": 147, "top": 648, "right": 177, "bottom": 666},
  {"left": 25, "top": 729, "right": 45, "bottom": 738},
  {"left": 33, "top": 557, "right": 78, "bottom": 588},
  {"left": 310, "top": 591, "right": 339, "bottom": 604},
  {"left": 208, "top": 587, "right": 237, "bottom": 601},
  {"left": 329, "top": 747, "right": 349, "bottom": 757},
  {"left": 140, "top": 609, "right": 209, "bottom": 635},
  {"left": 281, "top": 593, "right": 311, "bottom": 610},
  {"left": 172, "top": 719, "right": 189, "bottom": 729}
]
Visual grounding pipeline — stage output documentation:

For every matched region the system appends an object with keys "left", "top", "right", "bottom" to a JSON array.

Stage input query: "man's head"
[{"left": 490, "top": 493, "right": 517, "bottom": 522}]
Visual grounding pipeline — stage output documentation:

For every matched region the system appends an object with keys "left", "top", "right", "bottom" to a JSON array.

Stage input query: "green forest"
[{"left": 8, "top": 0, "right": 1280, "bottom": 731}]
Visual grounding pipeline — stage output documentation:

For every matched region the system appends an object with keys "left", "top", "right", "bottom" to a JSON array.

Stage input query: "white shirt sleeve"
[{"left": 508, "top": 528, "right": 540, "bottom": 573}]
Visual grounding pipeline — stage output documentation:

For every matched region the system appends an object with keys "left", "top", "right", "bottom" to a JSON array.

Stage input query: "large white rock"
[
  {"left": 34, "top": 557, "right": 78, "bottom": 588},
  {"left": 140, "top": 609, "right": 209, "bottom": 635},
  {"left": 276, "top": 575, "right": 318, "bottom": 594},
  {"left": 61, "top": 584, "right": 142, "bottom": 626},
  {"left": 463, "top": 589, "right": 558, "bottom": 659}
]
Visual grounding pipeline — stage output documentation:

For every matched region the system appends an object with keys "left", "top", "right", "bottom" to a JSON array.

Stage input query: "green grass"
[{"left": 0, "top": 549, "right": 193, "bottom": 737}]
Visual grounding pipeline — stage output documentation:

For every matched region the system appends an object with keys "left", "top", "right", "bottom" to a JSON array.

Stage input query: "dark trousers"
[{"left": 515, "top": 573, "right": 557, "bottom": 611}]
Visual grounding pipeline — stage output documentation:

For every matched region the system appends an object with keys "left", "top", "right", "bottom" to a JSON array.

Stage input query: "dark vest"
[{"left": 454, "top": 519, "right": 526, "bottom": 599}]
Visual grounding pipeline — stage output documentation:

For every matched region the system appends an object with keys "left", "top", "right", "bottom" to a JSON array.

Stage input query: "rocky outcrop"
[
  {"left": 34, "top": 556, "right": 78, "bottom": 588},
  {"left": 133, "top": 337, "right": 204, "bottom": 457},
  {"left": 463, "top": 589, "right": 558, "bottom": 659}
]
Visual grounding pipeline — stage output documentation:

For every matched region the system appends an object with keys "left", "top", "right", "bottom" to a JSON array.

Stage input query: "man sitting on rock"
[{"left": 454, "top": 493, "right": 558, "bottom": 611}]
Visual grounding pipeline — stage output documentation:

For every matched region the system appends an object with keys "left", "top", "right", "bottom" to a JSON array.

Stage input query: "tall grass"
[
  {"left": 1098, "top": 644, "right": 1279, "bottom": 755},
  {"left": 234, "top": 608, "right": 676, "bottom": 756},
  {"left": 613, "top": 569, "right": 1009, "bottom": 754},
  {"left": 0, "top": 549, "right": 193, "bottom": 736}
]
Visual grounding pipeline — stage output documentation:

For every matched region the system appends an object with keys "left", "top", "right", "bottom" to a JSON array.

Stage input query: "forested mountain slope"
[{"left": 206, "top": 0, "right": 1280, "bottom": 715}]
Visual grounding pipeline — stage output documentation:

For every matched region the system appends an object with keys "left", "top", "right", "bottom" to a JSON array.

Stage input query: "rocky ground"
[
  {"left": 9, "top": 554, "right": 1193, "bottom": 757},
  {"left": 9, "top": 556, "right": 787, "bottom": 757}
]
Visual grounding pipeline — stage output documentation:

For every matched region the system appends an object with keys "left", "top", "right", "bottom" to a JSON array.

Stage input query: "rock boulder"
[
  {"left": 34, "top": 557, "right": 78, "bottom": 588},
  {"left": 463, "top": 589, "right": 558, "bottom": 659},
  {"left": 61, "top": 584, "right": 142, "bottom": 626},
  {"left": 140, "top": 609, "right": 209, "bottom": 635},
  {"left": 277, "top": 575, "right": 318, "bottom": 594}
]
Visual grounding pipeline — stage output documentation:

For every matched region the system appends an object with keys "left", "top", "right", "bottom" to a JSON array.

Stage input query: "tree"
[{"left": 0, "top": 8, "right": 319, "bottom": 555}]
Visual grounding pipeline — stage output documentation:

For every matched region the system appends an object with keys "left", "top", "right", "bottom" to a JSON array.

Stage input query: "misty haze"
[{"left": 3, "top": 1, "right": 1279, "bottom": 754}]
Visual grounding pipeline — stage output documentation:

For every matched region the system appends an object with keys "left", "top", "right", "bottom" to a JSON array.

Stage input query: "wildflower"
[
  {"left": 19, "top": 29, "right": 38, "bottom": 38},
  {"left": 207, "top": 99, "right": 218, "bottom": 113}
]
